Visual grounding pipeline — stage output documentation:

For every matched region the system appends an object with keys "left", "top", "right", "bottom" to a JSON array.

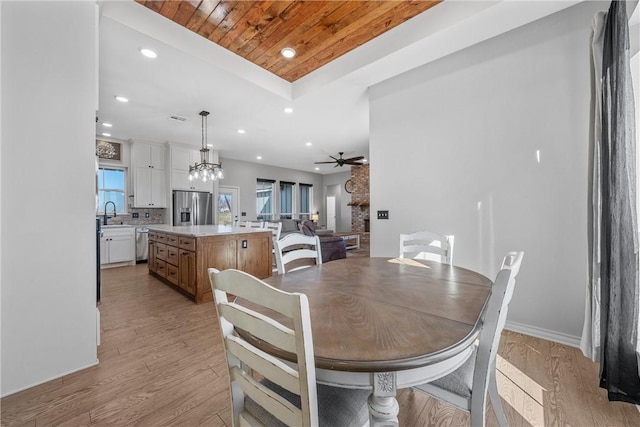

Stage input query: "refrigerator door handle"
[{"left": 194, "top": 197, "right": 198, "bottom": 225}]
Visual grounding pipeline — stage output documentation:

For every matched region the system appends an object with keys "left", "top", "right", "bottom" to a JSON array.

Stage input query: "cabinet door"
[
  {"left": 149, "top": 241, "right": 157, "bottom": 273},
  {"left": 178, "top": 250, "right": 196, "bottom": 295},
  {"left": 134, "top": 167, "right": 151, "bottom": 207},
  {"left": 171, "top": 146, "right": 192, "bottom": 170},
  {"left": 150, "top": 145, "right": 165, "bottom": 169},
  {"left": 100, "top": 237, "right": 109, "bottom": 265},
  {"left": 171, "top": 170, "right": 194, "bottom": 191},
  {"left": 150, "top": 168, "right": 167, "bottom": 207},
  {"left": 237, "top": 234, "right": 272, "bottom": 279},
  {"left": 133, "top": 142, "right": 165, "bottom": 169},
  {"left": 191, "top": 176, "right": 213, "bottom": 193},
  {"left": 108, "top": 235, "right": 135, "bottom": 263}
]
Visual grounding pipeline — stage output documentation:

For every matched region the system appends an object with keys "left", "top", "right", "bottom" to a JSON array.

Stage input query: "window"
[
  {"left": 97, "top": 167, "right": 126, "bottom": 213},
  {"left": 256, "top": 179, "right": 275, "bottom": 220},
  {"left": 280, "top": 181, "right": 295, "bottom": 219},
  {"left": 299, "top": 183, "right": 312, "bottom": 219}
]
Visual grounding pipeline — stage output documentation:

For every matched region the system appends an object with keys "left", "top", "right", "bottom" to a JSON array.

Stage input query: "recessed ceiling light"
[
  {"left": 238, "top": 129, "right": 246, "bottom": 134},
  {"left": 140, "top": 48, "right": 157, "bottom": 58},
  {"left": 257, "top": 156, "right": 262, "bottom": 160},
  {"left": 284, "top": 107, "right": 293, "bottom": 114},
  {"left": 115, "top": 96, "right": 128, "bottom": 103},
  {"left": 281, "top": 47, "right": 296, "bottom": 59},
  {"left": 314, "top": 167, "right": 320, "bottom": 171},
  {"left": 363, "top": 158, "right": 368, "bottom": 163},
  {"left": 305, "top": 142, "right": 312, "bottom": 147},
  {"left": 102, "top": 133, "right": 111, "bottom": 137},
  {"left": 102, "top": 122, "right": 113, "bottom": 127},
  {"left": 207, "top": 144, "right": 213, "bottom": 147}
]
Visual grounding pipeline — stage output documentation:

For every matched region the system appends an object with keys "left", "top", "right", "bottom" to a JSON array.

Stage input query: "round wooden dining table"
[{"left": 256, "top": 257, "right": 493, "bottom": 426}]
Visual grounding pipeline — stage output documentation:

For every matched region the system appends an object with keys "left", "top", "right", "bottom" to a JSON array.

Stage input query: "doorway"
[
  {"left": 218, "top": 186, "right": 239, "bottom": 226},
  {"left": 326, "top": 196, "right": 336, "bottom": 231}
]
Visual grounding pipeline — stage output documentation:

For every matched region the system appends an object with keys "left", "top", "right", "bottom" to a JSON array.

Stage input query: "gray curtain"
[{"left": 598, "top": 0, "right": 640, "bottom": 404}]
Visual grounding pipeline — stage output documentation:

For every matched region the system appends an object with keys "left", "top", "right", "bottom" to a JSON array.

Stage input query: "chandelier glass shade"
[{"left": 188, "top": 110, "right": 223, "bottom": 182}]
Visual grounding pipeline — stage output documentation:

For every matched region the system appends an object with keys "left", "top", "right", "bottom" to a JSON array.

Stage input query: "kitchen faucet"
[{"left": 103, "top": 201, "right": 116, "bottom": 225}]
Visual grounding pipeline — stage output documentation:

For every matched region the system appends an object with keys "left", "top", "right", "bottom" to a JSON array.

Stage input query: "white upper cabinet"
[
  {"left": 133, "top": 142, "right": 165, "bottom": 170},
  {"left": 170, "top": 146, "right": 213, "bottom": 193},
  {"left": 132, "top": 142, "right": 167, "bottom": 208}
]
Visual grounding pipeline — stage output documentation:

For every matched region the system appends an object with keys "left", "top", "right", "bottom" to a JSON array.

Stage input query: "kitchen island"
[{"left": 147, "top": 225, "right": 272, "bottom": 303}]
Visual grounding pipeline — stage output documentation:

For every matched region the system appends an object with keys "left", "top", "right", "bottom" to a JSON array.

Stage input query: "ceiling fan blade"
[
  {"left": 344, "top": 156, "right": 364, "bottom": 162},
  {"left": 345, "top": 161, "right": 364, "bottom": 165},
  {"left": 314, "top": 161, "right": 338, "bottom": 164}
]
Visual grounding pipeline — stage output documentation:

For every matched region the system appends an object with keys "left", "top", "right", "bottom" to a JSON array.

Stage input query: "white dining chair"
[
  {"left": 208, "top": 268, "right": 369, "bottom": 427},
  {"left": 399, "top": 230, "right": 454, "bottom": 265},
  {"left": 274, "top": 233, "right": 322, "bottom": 275},
  {"left": 412, "top": 251, "right": 524, "bottom": 427},
  {"left": 264, "top": 221, "right": 282, "bottom": 241},
  {"left": 264, "top": 221, "right": 283, "bottom": 273}
]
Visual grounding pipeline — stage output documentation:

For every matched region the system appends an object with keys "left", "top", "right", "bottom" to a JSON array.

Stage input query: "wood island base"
[{"left": 147, "top": 225, "right": 272, "bottom": 303}]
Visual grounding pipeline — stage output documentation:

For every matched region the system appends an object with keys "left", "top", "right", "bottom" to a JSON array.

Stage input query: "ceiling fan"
[{"left": 315, "top": 152, "right": 365, "bottom": 167}]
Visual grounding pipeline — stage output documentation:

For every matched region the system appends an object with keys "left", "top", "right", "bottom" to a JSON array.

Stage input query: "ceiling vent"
[{"left": 169, "top": 115, "right": 186, "bottom": 122}]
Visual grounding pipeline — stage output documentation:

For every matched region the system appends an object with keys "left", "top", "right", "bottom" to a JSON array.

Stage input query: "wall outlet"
[
  {"left": 242, "top": 240, "right": 248, "bottom": 248},
  {"left": 377, "top": 210, "right": 389, "bottom": 220},
  {"left": 241, "top": 212, "right": 247, "bottom": 217},
  {"left": 132, "top": 212, "right": 139, "bottom": 218},
  {"left": 144, "top": 212, "right": 150, "bottom": 218}
]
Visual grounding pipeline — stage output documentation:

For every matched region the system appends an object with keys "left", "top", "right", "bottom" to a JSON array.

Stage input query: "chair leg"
[
  {"left": 469, "top": 391, "right": 487, "bottom": 427},
  {"left": 489, "top": 367, "right": 508, "bottom": 427}
]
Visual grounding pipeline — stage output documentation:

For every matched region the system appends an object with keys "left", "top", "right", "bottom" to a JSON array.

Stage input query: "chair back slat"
[
  {"left": 240, "top": 220, "right": 265, "bottom": 229},
  {"left": 219, "top": 304, "right": 297, "bottom": 354},
  {"left": 226, "top": 338, "right": 301, "bottom": 395},
  {"left": 230, "top": 366, "right": 302, "bottom": 426}
]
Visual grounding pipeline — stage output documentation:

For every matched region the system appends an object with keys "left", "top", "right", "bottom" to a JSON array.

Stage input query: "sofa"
[
  {"left": 299, "top": 220, "right": 347, "bottom": 263},
  {"left": 279, "top": 218, "right": 303, "bottom": 237}
]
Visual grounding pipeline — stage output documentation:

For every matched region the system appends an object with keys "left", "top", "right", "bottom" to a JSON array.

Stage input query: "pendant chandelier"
[{"left": 189, "top": 110, "right": 224, "bottom": 182}]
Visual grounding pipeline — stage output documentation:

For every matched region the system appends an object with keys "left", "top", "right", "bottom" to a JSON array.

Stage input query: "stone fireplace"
[{"left": 349, "top": 164, "right": 370, "bottom": 239}]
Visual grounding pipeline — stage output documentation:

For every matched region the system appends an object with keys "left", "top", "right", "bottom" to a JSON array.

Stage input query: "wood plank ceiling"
[{"left": 136, "top": 0, "right": 442, "bottom": 82}]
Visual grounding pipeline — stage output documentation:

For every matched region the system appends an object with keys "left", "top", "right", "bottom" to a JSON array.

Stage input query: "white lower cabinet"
[{"left": 100, "top": 227, "right": 135, "bottom": 266}]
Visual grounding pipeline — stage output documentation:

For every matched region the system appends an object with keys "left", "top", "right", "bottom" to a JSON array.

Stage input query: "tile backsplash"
[{"left": 97, "top": 208, "right": 166, "bottom": 226}]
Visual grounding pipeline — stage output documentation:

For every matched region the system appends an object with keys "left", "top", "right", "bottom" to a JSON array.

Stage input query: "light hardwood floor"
[{"left": 2, "top": 263, "right": 639, "bottom": 426}]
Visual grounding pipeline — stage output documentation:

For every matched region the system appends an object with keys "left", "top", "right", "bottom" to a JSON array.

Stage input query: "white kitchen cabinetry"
[
  {"left": 100, "top": 227, "right": 135, "bottom": 266},
  {"left": 132, "top": 142, "right": 167, "bottom": 208},
  {"left": 133, "top": 142, "right": 165, "bottom": 169},
  {"left": 170, "top": 146, "right": 213, "bottom": 193}
]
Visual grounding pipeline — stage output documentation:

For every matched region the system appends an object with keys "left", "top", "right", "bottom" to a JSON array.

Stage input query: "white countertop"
[{"left": 146, "top": 224, "right": 270, "bottom": 237}]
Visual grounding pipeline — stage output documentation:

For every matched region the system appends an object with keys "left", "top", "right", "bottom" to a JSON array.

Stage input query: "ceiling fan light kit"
[
  {"left": 188, "top": 110, "right": 224, "bottom": 182},
  {"left": 315, "top": 152, "right": 365, "bottom": 167}
]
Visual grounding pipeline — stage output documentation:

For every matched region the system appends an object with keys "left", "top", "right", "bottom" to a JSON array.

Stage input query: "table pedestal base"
[{"left": 369, "top": 372, "right": 399, "bottom": 426}]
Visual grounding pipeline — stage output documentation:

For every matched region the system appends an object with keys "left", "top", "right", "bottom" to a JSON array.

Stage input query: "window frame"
[
  {"left": 97, "top": 166, "right": 128, "bottom": 215},
  {"left": 279, "top": 181, "right": 295, "bottom": 219},
  {"left": 256, "top": 178, "right": 276, "bottom": 221},
  {"left": 299, "top": 183, "right": 313, "bottom": 219}
]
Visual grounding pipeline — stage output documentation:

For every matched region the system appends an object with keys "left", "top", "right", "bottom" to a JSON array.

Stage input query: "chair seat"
[
  {"left": 428, "top": 346, "right": 477, "bottom": 399},
  {"left": 245, "top": 379, "right": 370, "bottom": 427}
]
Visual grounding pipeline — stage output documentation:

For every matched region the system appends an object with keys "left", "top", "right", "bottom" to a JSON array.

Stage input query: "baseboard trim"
[
  {"left": 1, "top": 359, "right": 99, "bottom": 398},
  {"left": 505, "top": 321, "right": 581, "bottom": 348}
]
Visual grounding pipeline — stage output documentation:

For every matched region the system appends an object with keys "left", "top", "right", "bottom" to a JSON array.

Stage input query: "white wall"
[
  {"left": 220, "top": 157, "right": 324, "bottom": 223},
  {"left": 1, "top": 2, "right": 98, "bottom": 396},
  {"left": 369, "top": 1, "right": 608, "bottom": 343}
]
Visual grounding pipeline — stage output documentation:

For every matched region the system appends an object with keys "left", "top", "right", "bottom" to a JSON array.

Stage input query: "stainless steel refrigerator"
[{"left": 173, "top": 190, "right": 213, "bottom": 226}]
